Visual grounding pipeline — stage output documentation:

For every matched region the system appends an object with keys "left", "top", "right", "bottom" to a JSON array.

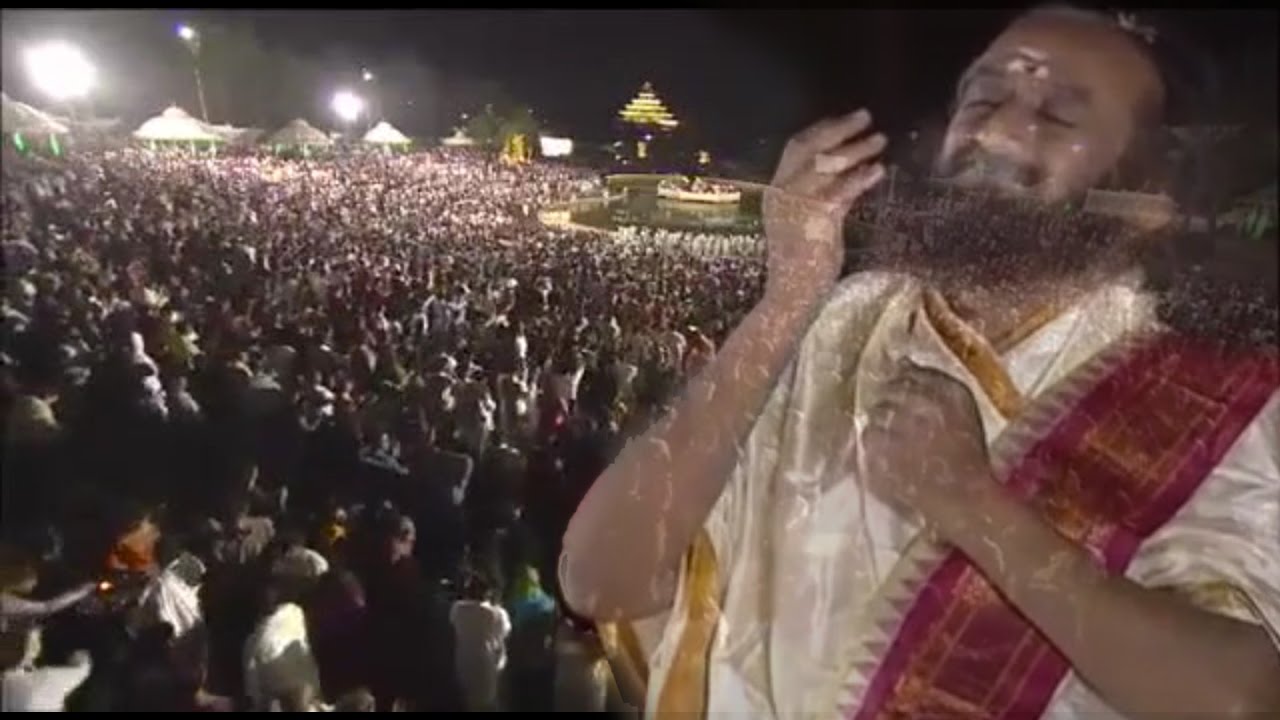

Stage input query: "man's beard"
[
  {"left": 844, "top": 172, "right": 1151, "bottom": 295},
  {"left": 841, "top": 171, "right": 1278, "bottom": 352}
]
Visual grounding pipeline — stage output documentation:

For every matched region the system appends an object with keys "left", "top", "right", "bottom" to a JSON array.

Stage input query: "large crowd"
[
  {"left": 0, "top": 145, "right": 766, "bottom": 711},
  {"left": 614, "top": 225, "right": 763, "bottom": 258}
]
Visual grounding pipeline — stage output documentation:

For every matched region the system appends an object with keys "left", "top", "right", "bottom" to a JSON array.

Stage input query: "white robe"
[{"left": 642, "top": 271, "right": 1280, "bottom": 718}]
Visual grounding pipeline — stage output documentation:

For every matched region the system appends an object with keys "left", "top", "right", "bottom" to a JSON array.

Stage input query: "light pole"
[
  {"left": 177, "top": 24, "right": 209, "bottom": 122},
  {"left": 361, "top": 68, "right": 380, "bottom": 133},
  {"left": 24, "top": 41, "right": 96, "bottom": 122}
]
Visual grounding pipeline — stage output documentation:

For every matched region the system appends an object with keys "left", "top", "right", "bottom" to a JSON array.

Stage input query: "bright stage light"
[
  {"left": 331, "top": 90, "right": 365, "bottom": 123},
  {"left": 25, "top": 41, "right": 96, "bottom": 102},
  {"left": 177, "top": 24, "right": 197, "bottom": 42},
  {"left": 361, "top": 68, "right": 374, "bottom": 82}
]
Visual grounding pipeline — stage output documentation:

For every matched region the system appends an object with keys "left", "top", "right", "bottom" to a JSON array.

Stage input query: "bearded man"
[{"left": 562, "top": 6, "right": 1280, "bottom": 719}]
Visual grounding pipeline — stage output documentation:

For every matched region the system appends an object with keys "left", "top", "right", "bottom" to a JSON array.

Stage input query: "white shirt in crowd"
[
  {"left": 243, "top": 603, "right": 322, "bottom": 712},
  {"left": 271, "top": 546, "right": 330, "bottom": 583},
  {"left": 1, "top": 630, "right": 91, "bottom": 712},
  {"left": 449, "top": 600, "right": 512, "bottom": 711},
  {"left": 135, "top": 559, "right": 204, "bottom": 640}
]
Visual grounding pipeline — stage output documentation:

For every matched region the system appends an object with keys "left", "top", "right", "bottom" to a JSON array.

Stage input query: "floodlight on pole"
[
  {"left": 360, "top": 69, "right": 382, "bottom": 124},
  {"left": 24, "top": 41, "right": 96, "bottom": 102},
  {"left": 176, "top": 24, "right": 209, "bottom": 122},
  {"left": 331, "top": 90, "right": 365, "bottom": 124}
]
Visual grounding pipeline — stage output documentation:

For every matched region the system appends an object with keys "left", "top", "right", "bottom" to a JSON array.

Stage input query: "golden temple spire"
[{"left": 618, "top": 82, "right": 679, "bottom": 130}]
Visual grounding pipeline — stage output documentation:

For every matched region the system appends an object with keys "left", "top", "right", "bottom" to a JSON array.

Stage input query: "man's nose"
[{"left": 972, "top": 103, "right": 1040, "bottom": 166}]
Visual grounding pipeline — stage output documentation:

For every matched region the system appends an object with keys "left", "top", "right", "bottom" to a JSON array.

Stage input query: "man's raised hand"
[{"left": 763, "top": 109, "right": 887, "bottom": 300}]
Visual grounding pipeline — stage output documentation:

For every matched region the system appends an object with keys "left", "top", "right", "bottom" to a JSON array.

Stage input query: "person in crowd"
[
  {"left": 5, "top": 359, "right": 62, "bottom": 449},
  {"left": 210, "top": 496, "right": 276, "bottom": 568},
  {"left": 1, "top": 627, "right": 93, "bottom": 712},
  {"left": 333, "top": 686, "right": 378, "bottom": 712},
  {"left": 506, "top": 564, "right": 556, "bottom": 629},
  {"left": 312, "top": 507, "right": 352, "bottom": 566},
  {"left": 361, "top": 512, "right": 435, "bottom": 710},
  {"left": 552, "top": 619, "right": 613, "bottom": 714},
  {"left": 400, "top": 420, "right": 471, "bottom": 583},
  {"left": 303, "top": 568, "right": 369, "bottom": 701},
  {"left": 269, "top": 525, "right": 331, "bottom": 594},
  {"left": 0, "top": 547, "right": 96, "bottom": 634},
  {"left": 114, "top": 623, "right": 209, "bottom": 712},
  {"left": 502, "top": 565, "right": 557, "bottom": 712},
  {"left": 243, "top": 583, "right": 324, "bottom": 711},
  {"left": 449, "top": 572, "right": 511, "bottom": 712},
  {"left": 130, "top": 537, "right": 205, "bottom": 665},
  {"left": 105, "top": 505, "right": 162, "bottom": 576}
]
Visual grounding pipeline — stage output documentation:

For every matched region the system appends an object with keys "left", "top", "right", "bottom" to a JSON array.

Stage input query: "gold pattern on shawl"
[
  {"left": 598, "top": 619, "right": 650, "bottom": 703},
  {"left": 881, "top": 568, "right": 1022, "bottom": 718},
  {"left": 921, "top": 290, "right": 1026, "bottom": 419},
  {"left": 1037, "top": 467, "right": 1095, "bottom": 543},
  {"left": 654, "top": 529, "right": 721, "bottom": 718},
  {"left": 896, "top": 672, "right": 988, "bottom": 717},
  {"left": 1079, "top": 364, "right": 1219, "bottom": 484},
  {"left": 1168, "top": 582, "right": 1263, "bottom": 624},
  {"left": 615, "top": 621, "right": 651, "bottom": 685}
]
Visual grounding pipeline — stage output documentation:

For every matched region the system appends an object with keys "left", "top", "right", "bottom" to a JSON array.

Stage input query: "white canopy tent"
[
  {"left": 2, "top": 93, "right": 70, "bottom": 135},
  {"left": 133, "top": 106, "right": 223, "bottom": 143},
  {"left": 362, "top": 120, "right": 411, "bottom": 146},
  {"left": 265, "top": 118, "right": 332, "bottom": 148},
  {"left": 440, "top": 127, "right": 476, "bottom": 148},
  {"left": 4, "top": 93, "right": 71, "bottom": 155}
]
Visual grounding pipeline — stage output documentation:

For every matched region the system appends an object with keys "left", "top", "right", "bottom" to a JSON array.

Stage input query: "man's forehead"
[
  {"left": 993, "top": 14, "right": 1146, "bottom": 67},
  {"left": 966, "top": 14, "right": 1162, "bottom": 104}
]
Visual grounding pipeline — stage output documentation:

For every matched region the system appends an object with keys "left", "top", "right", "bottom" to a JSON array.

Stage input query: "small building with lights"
[{"left": 614, "top": 82, "right": 681, "bottom": 170}]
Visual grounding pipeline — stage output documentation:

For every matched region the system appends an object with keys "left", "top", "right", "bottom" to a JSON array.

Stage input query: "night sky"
[{"left": 2, "top": 9, "right": 1275, "bottom": 159}]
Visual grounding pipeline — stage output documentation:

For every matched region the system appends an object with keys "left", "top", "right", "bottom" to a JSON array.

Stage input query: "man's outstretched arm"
[
  {"left": 560, "top": 284, "right": 823, "bottom": 619},
  {"left": 561, "top": 109, "right": 888, "bottom": 620}
]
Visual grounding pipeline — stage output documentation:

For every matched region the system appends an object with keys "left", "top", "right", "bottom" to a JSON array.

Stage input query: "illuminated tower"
[{"left": 615, "top": 82, "right": 680, "bottom": 168}]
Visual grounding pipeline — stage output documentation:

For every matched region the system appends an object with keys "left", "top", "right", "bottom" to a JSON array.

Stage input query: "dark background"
[{"left": 3, "top": 9, "right": 1275, "bottom": 159}]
